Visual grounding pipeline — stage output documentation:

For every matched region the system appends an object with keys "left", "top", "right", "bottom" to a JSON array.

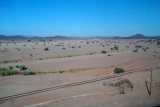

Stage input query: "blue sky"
[{"left": 0, "top": 0, "right": 160, "bottom": 37}]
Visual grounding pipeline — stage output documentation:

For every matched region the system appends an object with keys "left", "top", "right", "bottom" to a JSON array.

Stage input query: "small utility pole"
[
  {"left": 150, "top": 68, "right": 152, "bottom": 95},
  {"left": 145, "top": 68, "right": 153, "bottom": 95}
]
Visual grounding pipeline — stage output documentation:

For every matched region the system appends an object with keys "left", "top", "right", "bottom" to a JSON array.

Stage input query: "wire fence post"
[{"left": 150, "top": 68, "right": 152, "bottom": 95}]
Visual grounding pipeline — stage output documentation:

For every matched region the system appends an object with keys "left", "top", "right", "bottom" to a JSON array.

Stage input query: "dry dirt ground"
[{"left": 0, "top": 39, "right": 160, "bottom": 107}]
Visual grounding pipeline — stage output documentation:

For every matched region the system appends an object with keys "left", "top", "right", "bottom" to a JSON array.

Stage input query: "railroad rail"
[{"left": 0, "top": 66, "right": 160, "bottom": 102}]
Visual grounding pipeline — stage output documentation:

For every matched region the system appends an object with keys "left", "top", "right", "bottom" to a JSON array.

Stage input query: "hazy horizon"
[{"left": 0, "top": 0, "right": 160, "bottom": 37}]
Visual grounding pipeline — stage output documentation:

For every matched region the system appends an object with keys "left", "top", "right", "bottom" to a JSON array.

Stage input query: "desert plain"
[{"left": 0, "top": 38, "right": 160, "bottom": 107}]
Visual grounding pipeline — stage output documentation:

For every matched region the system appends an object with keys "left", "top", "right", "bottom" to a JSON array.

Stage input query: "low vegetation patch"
[
  {"left": 9, "top": 66, "right": 14, "bottom": 69},
  {"left": 89, "top": 53, "right": 94, "bottom": 55},
  {"left": 62, "top": 48, "right": 66, "bottom": 50},
  {"left": 114, "top": 67, "right": 124, "bottom": 74},
  {"left": 23, "top": 71, "right": 36, "bottom": 75},
  {"left": 0, "top": 59, "right": 21, "bottom": 64},
  {"left": 20, "top": 65, "right": 27, "bottom": 70},
  {"left": 28, "top": 40, "right": 31, "bottom": 42},
  {"left": 0, "top": 64, "right": 35, "bottom": 76},
  {"left": 101, "top": 50, "right": 106, "bottom": 54},
  {"left": 44, "top": 47, "right": 49, "bottom": 51},
  {"left": 0, "top": 68, "right": 18, "bottom": 76},
  {"left": 16, "top": 65, "right": 20, "bottom": 68},
  {"left": 133, "top": 50, "right": 138, "bottom": 52},
  {"left": 135, "top": 45, "right": 142, "bottom": 48},
  {"left": 72, "top": 46, "right": 75, "bottom": 48},
  {"left": 114, "top": 46, "right": 118, "bottom": 50},
  {"left": 59, "top": 70, "right": 64, "bottom": 73}
]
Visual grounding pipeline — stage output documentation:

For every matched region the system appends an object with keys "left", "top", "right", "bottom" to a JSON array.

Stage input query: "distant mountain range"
[
  {"left": 110, "top": 34, "right": 160, "bottom": 39},
  {"left": 0, "top": 34, "right": 160, "bottom": 40},
  {"left": 0, "top": 35, "right": 71, "bottom": 40}
]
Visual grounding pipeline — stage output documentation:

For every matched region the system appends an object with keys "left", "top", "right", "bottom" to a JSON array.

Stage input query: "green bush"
[
  {"left": 114, "top": 67, "right": 124, "bottom": 74},
  {"left": 20, "top": 65, "right": 27, "bottom": 70},
  {"left": 157, "top": 41, "right": 160, "bottom": 45},
  {"left": 135, "top": 45, "right": 142, "bottom": 48},
  {"left": 28, "top": 40, "right": 31, "bottom": 42},
  {"left": 30, "top": 54, "right": 33, "bottom": 57},
  {"left": 9, "top": 66, "right": 13, "bottom": 69},
  {"left": 143, "top": 48, "right": 146, "bottom": 51},
  {"left": 59, "top": 70, "right": 64, "bottom": 73},
  {"left": 16, "top": 65, "right": 20, "bottom": 68},
  {"left": 0, "top": 68, "right": 18, "bottom": 76},
  {"left": 133, "top": 50, "right": 138, "bottom": 52},
  {"left": 114, "top": 46, "right": 118, "bottom": 50},
  {"left": 101, "top": 50, "right": 106, "bottom": 54},
  {"left": 89, "top": 53, "right": 94, "bottom": 55},
  {"left": 72, "top": 46, "right": 75, "bottom": 48},
  {"left": 111, "top": 48, "right": 113, "bottom": 50},
  {"left": 39, "top": 58, "right": 43, "bottom": 60},
  {"left": 44, "top": 47, "right": 49, "bottom": 51},
  {"left": 23, "top": 71, "right": 36, "bottom": 75}
]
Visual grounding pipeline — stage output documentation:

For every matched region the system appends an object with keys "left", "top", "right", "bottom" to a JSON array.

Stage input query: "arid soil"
[{"left": 0, "top": 39, "right": 160, "bottom": 107}]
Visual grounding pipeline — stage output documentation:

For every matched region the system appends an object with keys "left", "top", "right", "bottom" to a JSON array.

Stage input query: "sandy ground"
[
  {"left": 0, "top": 66, "right": 160, "bottom": 107},
  {"left": 0, "top": 39, "right": 160, "bottom": 107},
  {"left": 0, "top": 39, "right": 160, "bottom": 72},
  {"left": 0, "top": 39, "right": 159, "bottom": 61}
]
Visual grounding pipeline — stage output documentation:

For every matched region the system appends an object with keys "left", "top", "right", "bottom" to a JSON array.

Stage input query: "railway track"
[{"left": 0, "top": 66, "right": 159, "bottom": 102}]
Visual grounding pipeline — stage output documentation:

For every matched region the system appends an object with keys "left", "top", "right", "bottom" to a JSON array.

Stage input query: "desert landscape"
[
  {"left": 0, "top": 35, "right": 160, "bottom": 107},
  {"left": 1, "top": 0, "right": 160, "bottom": 106}
]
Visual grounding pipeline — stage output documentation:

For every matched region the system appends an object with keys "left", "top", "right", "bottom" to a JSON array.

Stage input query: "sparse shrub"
[
  {"left": 133, "top": 50, "right": 138, "bottom": 52},
  {"left": 30, "top": 54, "right": 33, "bottom": 57},
  {"left": 16, "top": 65, "right": 20, "bottom": 68},
  {"left": 16, "top": 48, "right": 20, "bottom": 51},
  {"left": 20, "top": 65, "right": 27, "bottom": 70},
  {"left": 135, "top": 45, "right": 142, "bottom": 48},
  {"left": 114, "top": 46, "right": 118, "bottom": 50},
  {"left": 23, "top": 71, "right": 35, "bottom": 75},
  {"left": 101, "top": 50, "right": 106, "bottom": 54},
  {"left": 0, "top": 68, "right": 18, "bottom": 76},
  {"left": 111, "top": 48, "right": 113, "bottom": 50},
  {"left": 44, "top": 47, "right": 49, "bottom": 51},
  {"left": 28, "top": 40, "right": 31, "bottom": 42},
  {"left": 59, "top": 70, "right": 64, "bottom": 73},
  {"left": 9, "top": 66, "right": 13, "bottom": 69},
  {"left": 157, "top": 40, "right": 160, "bottom": 45},
  {"left": 114, "top": 67, "right": 124, "bottom": 74},
  {"left": 72, "top": 46, "right": 75, "bottom": 48},
  {"left": 62, "top": 48, "right": 66, "bottom": 50},
  {"left": 143, "top": 48, "right": 146, "bottom": 51},
  {"left": 89, "top": 53, "right": 94, "bottom": 55},
  {"left": 39, "top": 58, "right": 43, "bottom": 60},
  {"left": 108, "top": 54, "right": 110, "bottom": 56}
]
